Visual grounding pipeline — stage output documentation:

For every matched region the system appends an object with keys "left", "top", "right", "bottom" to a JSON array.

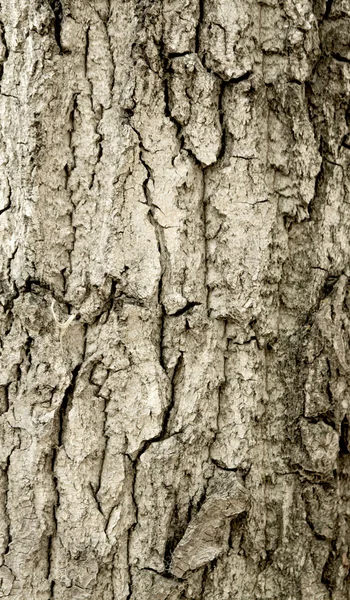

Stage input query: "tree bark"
[{"left": 0, "top": 0, "right": 349, "bottom": 598}]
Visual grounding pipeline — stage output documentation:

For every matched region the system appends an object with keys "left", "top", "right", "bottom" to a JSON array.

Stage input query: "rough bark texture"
[{"left": 0, "top": 0, "right": 350, "bottom": 598}]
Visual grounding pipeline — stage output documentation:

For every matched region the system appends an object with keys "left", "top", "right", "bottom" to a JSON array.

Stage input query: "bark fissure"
[
  {"left": 325, "top": 0, "right": 334, "bottom": 19},
  {"left": 139, "top": 148, "right": 167, "bottom": 311},
  {"left": 0, "top": 178, "right": 11, "bottom": 215},
  {"left": 209, "top": 322, "right": 229, "bottom": 465},
  {"left": 3, "top": 454, "right": 13, "bottom": 562},
  {"left": 339, "top": 415, "right": 349, "bottom": 457},
  {"left": 168, "top": 301, "right": 201, "bottom": 317},
  {"left": 49, "top": 0, "right": 63, "bottom": 52},
  {"left": 134, "top": 352, "right": 184, "bottom": 462},
  {"left": 106, "top": 0, "right": 116, "bottom": 93},
  {"left": 0, "top": 20, "right": 9, "bottom": 81},
  {"left": 196, "top": 0, "right": 204, "bottom": 54},
  {"left": 56, "top": 363, "right": 81, "bottom": 450}
]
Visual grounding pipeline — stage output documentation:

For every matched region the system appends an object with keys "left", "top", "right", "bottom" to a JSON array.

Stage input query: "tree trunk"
[{"left": 0, "top": 0, "right": 349, "bottom": 598}]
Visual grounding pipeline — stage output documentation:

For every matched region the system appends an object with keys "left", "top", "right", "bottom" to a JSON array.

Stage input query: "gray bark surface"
[{"left": 0, "top": 0, "right": 349, "bottom": 598}]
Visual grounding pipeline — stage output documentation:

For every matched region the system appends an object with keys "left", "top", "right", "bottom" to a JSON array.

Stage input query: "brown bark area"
[{"left": 0, "top": 0, "right": 349, "bottom": 598}]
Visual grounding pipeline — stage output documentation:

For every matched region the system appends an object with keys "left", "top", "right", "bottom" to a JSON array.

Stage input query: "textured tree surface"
[{"left": 0, "top": 0, "right": 350, "bottom": 598}]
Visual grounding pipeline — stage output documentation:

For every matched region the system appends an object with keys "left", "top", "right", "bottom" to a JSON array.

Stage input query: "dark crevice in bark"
[
  {"left": 339, "top": 414, "right": 349, "bottom": 456},
  {"left": 168, "top": 51, "right": 191, "bottom": 59},
  {"left": 200, "top": 561, "right": 217, "bottom": 596},
  {"left": 129, "top": 456, "right": 138, "bottom": 527},
  {"left": 0, "top": 92, "right": 18, "bottom": 101},
  {"left": 332, "top": 52, "right": 350, "bottom": 64},
  {"left": 47, "top": 534, "right": 54, "bottom": 599},
  {"left": 164, "top": 500, "right": 191, "bottom": 575},
  {"left": 135, "top": 353, "right": 184, "bottom": 461},
  {"left": 209, "top": 323, "right": 229, "bottom": 458},
  {"left": 322, "top": 275, "right": 340, "bottom": 299},
  {"left": 4, "top": 245, "right": 18, "bottom": 311},
  {"left": 23, "top": 278, "right": 51, "bottom": 294},
  {"left": 340, "top": 134, "right": 350, "bottom": 150},
  {"left": 139, "top": 147, "right": 167, "bottom": 319},
  {"left": 322, "top": 533, "right": 339, "bottom": 594},
  {"left": 258, "top": 548, "right": 276, "bottom": 575},
  {"left": 89, "top": 481, "right": 105, "bottom": 517},
  {"left": 0, "top": 177, "right": 10, "bottom": 215},
  {"left": 0, "top": 21, "right": 8, "bottom": 82},
  {"left": 196, "top": 0, "right": 205, "bottom": 54},
  {"left": 84, "top": 25, "right": 90, "bottom": 79},
  {"left": 326, "top": 378, "right": 334, "bottom": 412},
  {"left": 49, "top": 0, "right": 63, "bottom": 52},
  {"left": 49, "top": 330, "right": 88, "bottom": 593},
  {"left": 0, "top": 384, "right": 10, "bottom": 415},
  {"left": 229, "top": 336, "right": 258, "bottom": 346},
  {"left": 195, "top": 483, "right": 209, "bottom": 515},
  {"left": 89, "top": 105, "right": 105, "bottom": 190},
  {"left": 130, "top": 109, "right": 171, "bottom": 371},
  {"left": 96, "top": 124, "right": 103, "bottom": 166},
  {"left": 211, "top": 457, "right": 238, "bottom": 471},
  {"left": 125, "top": 462, "right": 137, "bottom": 600},
  {"left": 325, "top": 0, "right": 334, "bottom": 19},
  {"left": 307, "top": 143, "right": 325, "bottom": 219},
  {"left": 324, "top": 157, "right": 343, "bottom": 169},
  {"left": 229, "top": 511, "right": 247, "bottom": 549},
  {"left": 226, "top": 71, "right": 253, "bottom": 85},
  {"left": 3, "top": 453, "right": 12, "bottom": 561},
  {"left": 202, "top": 173, "right": 210, "bottom": 314},
  {"left": 50, "top": 579, "right": 55, "bottom": 599},
  {"left": 65, "top": 93, "right": 78, "bottom": 182},
  {"left": 141, "top": 566, "right": 183, "bottom": 583},
  {"left": 217, "top": 81, "right": 227, "bottom": 161},
  {"left": 168, "top": 301, "right": 201, "bottom": 317},
  {"left": 106, "top": 277, "right": 118, "bottom": 315},
  {"left": 311, "top": 265, "right": 329, "bottom": 273},
  {"left": 345, "top": 100, "right": 350, "bottom": 127},
  {"left": 92, "top": 413, "right": 108, "bottom": 521},
  {"left": 159, "top": 303, "right": 166, "bottom": 370},
  {"left": 163, "top": 73, "right": 182, "bottom": 137},
  {"left": 210, "top": 457, "right": 250, "bottom": 476},
  {"left": 231, "top": 154, "right": 257, "bottom": 161},
  {"left": 56, "top": 363, "right": 82, "bottom": 449},
  {"left": 185, "top": 144, "right": 207, "bottom": 169},
  {"left": 305, "top": 513, "right": 328, "bottom": 541},
  {"left": 305, "top": 77, "right": 333, "bottom": 217},
  {"left": 24, "top": 334, "right": 33, "bottom": 369},
  {"left": 64, "top": 93, "right": 79, "bottom": 289},
  {"left": 199, "top": 565, "right": 210, "bottom": 597},
  {"left": 303, "top": 413, "right": 336, "bottom": 430},
  {"left": 288, "top": 79, "right": 303, "bottom": 85},
  {"left": 105, "top": 0, "right": 116, "bottom": 92}
]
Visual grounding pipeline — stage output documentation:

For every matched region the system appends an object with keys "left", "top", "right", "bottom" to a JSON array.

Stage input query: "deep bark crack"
[
  {"left": 134, "top": 352, "right": 184, "bottom": 462},
  {"left": 49, "top": 0, "right": 63, "bottom": 52}
]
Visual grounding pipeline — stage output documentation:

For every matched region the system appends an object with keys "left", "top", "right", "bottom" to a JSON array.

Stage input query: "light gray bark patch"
[
  {"left": 168, "top": 53, "right": 222, "bottom": 166},
  {"left": 199, "top": 0, "right": 257, "bottom": 81},
  {"left": 162, "top": 0, "right": 198, "bottom": 55},
  {"left": 170, "top": 474, "right": 249, "bottom": 577}
]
